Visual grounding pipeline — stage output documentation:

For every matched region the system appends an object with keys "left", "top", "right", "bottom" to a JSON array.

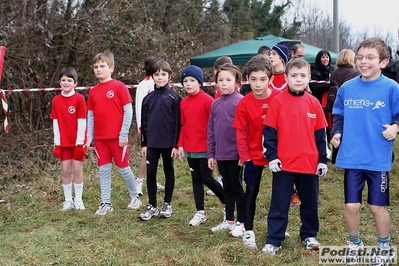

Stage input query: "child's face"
[
  {"left": 182, "top": 76, "right": 200, "bottom": 95},
  {"left": 355, "top": 47, "right": 388, "bottom": 81},
  {"left": 247, "top": 70, "right": 273, "bottom": 99},
  {"left": 269, "top": 50, "right": 283, "bottom": 68},
  {"left": 59, "top": 75, "right": 77, "bottom": 93},
  {"left": 285, "top": 66, "right": 310, "bottom": 93},
  {"left": 153, "top": 69, "right": 170, "bottom": 88},
  {"left": 93, "top": 60, "right": 114, "bottom": 82},
  {"left": 216, "top": 70, "right": 238, "bottom": 95}
]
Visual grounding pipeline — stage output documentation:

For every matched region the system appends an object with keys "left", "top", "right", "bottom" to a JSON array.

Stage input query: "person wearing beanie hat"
[
  {"left": 268, "top": 44, "right": 290, "bottom": 91},
  {"left": 178, "top": 65, "right": 225, "bottom": 227},
  {"left": 271, "top": 44, "right": 290, "bottom": 65},
  {"left": 181, "top": 65, "right": 204, "bottom": 87}
]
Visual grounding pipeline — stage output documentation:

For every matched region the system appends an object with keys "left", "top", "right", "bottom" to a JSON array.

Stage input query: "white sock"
[
  {"left": 63, "top": 182, "right": 73, "bottom": 202},
  {"left": 74, "top": 182, "right": 84, "bottom": 202}
]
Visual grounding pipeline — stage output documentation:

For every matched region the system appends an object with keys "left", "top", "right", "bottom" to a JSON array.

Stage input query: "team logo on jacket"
[
  {"left": 68, "top": 106, "right": 76, "bottom": 114},
  {"left": 106, "top": 90, "right": 115, "bottom": 98},
  {"left": 307, "top": 112, "right": 316, "bottom": 119}
]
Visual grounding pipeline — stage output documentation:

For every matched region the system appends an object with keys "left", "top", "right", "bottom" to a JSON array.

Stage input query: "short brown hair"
[
  {"left": 59, "top": 67, "right": 78, "bottom": 83},
  {"left": 246, "top": 55, "right": 273, "bottom": 78},
  {"left": 92, "top": 52, "right": 114, "bottom": 67},
  {"left": 357, "top": 38, "right": 389, "bottom": 62},
  {"left": 285, "top": 58, "right": 310, "bottom": 75},
  {"left": 213, "top": 56, "right": 233, "bottom": 70},
  {"left": 214, "top": 63, "right": 242, "bottom": 85}
]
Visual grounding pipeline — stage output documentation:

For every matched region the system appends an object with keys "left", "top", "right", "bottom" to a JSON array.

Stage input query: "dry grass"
[{"left": 0, "top": 131, "right": 399, "bottom": 265}]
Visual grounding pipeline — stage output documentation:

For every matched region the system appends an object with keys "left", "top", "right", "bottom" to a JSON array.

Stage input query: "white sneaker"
[
  {"left": 127, "top": 197, "right": 142, "bottom": 209},
  {"left": 74, "top": 200, "right": 85, "bottom": 210},
  {"left": 210, "top": 221, "right": 235, "bottom": 233},
  {"left": 159, "top": 202, "right": 172, "bottom": 218},
  {"left": 242, "top": 231, "right": 257, "bottom": 250},
  {"left": 188, "top": 210, "right": 207, "bottom": 226},
  {"left": 139, "top": 204, "right": 159, "bottom": 221},
  {"left": 262, "top": 244, "right": 281, "bottom": 255},
  {"left": 229, "top": 222, "right": 245, "bottom": 237},
  {"left": 157, "top": 183, "right": 165, "bottom": 190},
  {"left": 345, "top": 240, "right": 364, "bottom": 265},
  {"left": 61, "top": 200, "right": 75, "bottom": 211},
  {"left": 136, "top": 178, "right": 144, "bottom": 196},
  {"left": 95, "top": 202, "right": 114, "bottom": 215},
  {"left": 302, "top": 237, "right": 320, "bottom": 250}
]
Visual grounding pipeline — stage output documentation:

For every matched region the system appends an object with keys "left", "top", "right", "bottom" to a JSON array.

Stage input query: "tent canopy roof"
[{"left": 190, "top": 34, "right": 338, "bottom": 68}]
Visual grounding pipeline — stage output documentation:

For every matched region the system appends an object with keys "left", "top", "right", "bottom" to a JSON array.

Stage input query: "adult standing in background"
[
  {"left": 309, "top": 50, "right": 333, "bottom": 104},
  {"left": 329, "top": 49, "right": 360, "bottom": 164},
  {"left": 290, "top": 44, "right": 306, "bottom": 59}
]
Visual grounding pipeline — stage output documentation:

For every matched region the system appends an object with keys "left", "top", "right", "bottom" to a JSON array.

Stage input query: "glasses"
[{"left": 355, "top": 54, "right": 379, "bottom": 61}]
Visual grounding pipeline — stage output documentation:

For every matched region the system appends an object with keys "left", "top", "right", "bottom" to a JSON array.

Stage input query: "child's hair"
[
  {"left": 214, "top": 63, "right": 242, "bottom": 85},
  {"left": 336, "top": 49, "right": 356, "bottom": 67},
  {"left": 59, "top": 67, "right": 78, "bottom": 83},
  {"left": 213, "top": 56, "right": 233, "bottom": 70},
  {"left": 143, "top": 56, "right": 161, "bottom": 76},
  {"left": 151, "top": 60, "right": 173, "bottom": 77},
  {"left": 356, "top": 37, "right": 389, "bottom": 61},
  {"left": 257, "top": 46, "right": 271, "bottom": 55},
  {"left": 285, "top": 58, "right": 311, "bottom": 75},
  {"left": 92, "top": 52, "right": 114, "bottom": 67},
  {"left": 245, "top": 55, "right": 273, "bottom": 78}
]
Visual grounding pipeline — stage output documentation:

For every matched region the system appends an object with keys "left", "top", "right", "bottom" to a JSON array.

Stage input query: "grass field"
[{"left": 1, "top": 140, "right": 399, "bottom": 266}]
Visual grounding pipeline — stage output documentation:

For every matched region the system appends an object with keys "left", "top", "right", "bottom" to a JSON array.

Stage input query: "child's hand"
[
  {"left": 178, "top": 147, "right": 185, "bottom": 163},
  {"left": 86, "top": 139, "right": 94, "bottom": 150},
  {"left": 382, "top": 124, "right": 399, "bottom": 141},
  {"left": 73, "top": 145, "right": 86, "bottom": 161},
  {"left": 269, "top": 159, "right": 282, "bottom": 172},
  {"left": 331, "top": 133, "right": 341, "bottom": 148},
  {"left": 317, "top": 163, "right": 328, "bottom": 177},
  {"left": 119, "top": 138, "right": 128, "bottom": 147},
  {"left": 53, "top": 145, "right": 62, "bottom": 158},
  {"left": 171, "top": 148, "right": 178, "bottom": 159},
  {"left": 141, "top": 146, "right": 147, "bottom": 157},
  {"left": 208, "top": 158, "right": 216, "bottom": 170}
]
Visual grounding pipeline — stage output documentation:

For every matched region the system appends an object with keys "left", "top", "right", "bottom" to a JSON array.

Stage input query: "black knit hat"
[{"left": 181, "top": 65, "right": 203, "bottom": 86}]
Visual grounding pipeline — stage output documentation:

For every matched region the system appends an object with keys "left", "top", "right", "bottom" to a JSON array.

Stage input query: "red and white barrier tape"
[{"left": 0, "top": 79, "right": 329, "bottom": 133}]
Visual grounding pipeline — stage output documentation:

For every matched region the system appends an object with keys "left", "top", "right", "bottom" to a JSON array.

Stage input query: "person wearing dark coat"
[{"left": 309, "top": 50, "right": 333, "bottom": 104}]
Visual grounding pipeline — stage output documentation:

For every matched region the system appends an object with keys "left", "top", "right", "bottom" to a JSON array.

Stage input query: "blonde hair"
[{"left": 336, "top": 49, "right": 355, "bottom": 67}]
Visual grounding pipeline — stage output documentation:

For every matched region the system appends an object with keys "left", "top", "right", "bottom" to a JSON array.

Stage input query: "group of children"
[{"left": 51, "top": 37, "right": 399, "bottom": 263}]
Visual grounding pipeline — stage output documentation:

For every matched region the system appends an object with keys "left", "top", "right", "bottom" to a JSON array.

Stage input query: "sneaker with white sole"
[
  {"left": 345, "top": 240, "right": 364, "bottom": 265},
  {"left": 127, "top": 197, "right": 142, "bottom": 209},
  {"left": 61, "top": 200, "right": 75, "bottom": 211},
  {"left": 262, "top": 244, "right": 282, "bottom": 255},
  {"left": 371, "top": 243, "right": 395, "bottom": 266},
  {"left": 188, "top": 210, "right": 207, "bottom": 226},
  {"left": 136, "top": 178, "right": 144, "bottom": 196},
  {"left": 157, "top": 183, "right": 165, "bottom": 190},
  {"left": 139, "top": 204, "right": 159, "bottom": 221},
  {"left": 95, "top": 202, "right": 114, "bottom": 215},
  {"left": 229, "top": 221, "right": 245, "bottom": 237},
  {"left": 242, "top": 231, "right": 257, "bottom": 250},
  {"left": 210, "top": 220, "right": 235, "bottom": 233},
  {"left": 159, "top": 202, "right": 172, "bottom": 218},
  {"left": 74, "top": 200, "right": 85, "bottom": 210},
  {"left": 302, "top": 237, "right": 320, "bottom": 250}
]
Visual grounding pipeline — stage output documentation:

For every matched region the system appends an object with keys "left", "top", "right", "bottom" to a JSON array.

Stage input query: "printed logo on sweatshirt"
[
  {"left": 106, "top": 90, "right": 115, "bottom": 98},
  {"left": 68, "top": 106, "right": 76, "bottom": 114},
  {"left": 372, "top": 101, "right": 386, "bottom": 110},
  {"left": 344, "top": 98, "right": 374, "bottom": 109},
  {"left": 307, "top": 112, "right": 316, "bottom": 119}
]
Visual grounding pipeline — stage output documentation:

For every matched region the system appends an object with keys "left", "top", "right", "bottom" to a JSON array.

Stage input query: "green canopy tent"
[{"left": 190, "top": 34, "right": 338, "bottom": 67}]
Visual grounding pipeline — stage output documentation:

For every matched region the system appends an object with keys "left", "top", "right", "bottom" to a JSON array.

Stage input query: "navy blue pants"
[{"left": 266, "top": 170, "right": 320, "bottom": 247}]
